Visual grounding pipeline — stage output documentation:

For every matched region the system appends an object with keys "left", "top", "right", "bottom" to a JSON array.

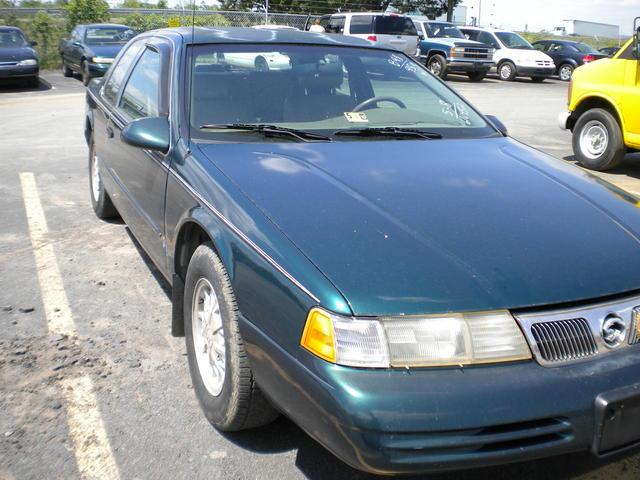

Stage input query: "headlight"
[
  {"left": 18, "top": 59, "right": 37, "bottom": 66},
  {"left": 92, "top": 57, "right": 114, "bottom": 64},
  {"left": 451, "top": 47, "right": 465, "bottom": 57},
  {"left": 301, "top": 308, "right": 531, "bottom": 368}
]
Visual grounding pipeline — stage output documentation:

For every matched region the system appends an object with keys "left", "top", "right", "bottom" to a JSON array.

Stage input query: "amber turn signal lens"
[{"left": 300, "top": 308, "right": 336, "bottom": 363}]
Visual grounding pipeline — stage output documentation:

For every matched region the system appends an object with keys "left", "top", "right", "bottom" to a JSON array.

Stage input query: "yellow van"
[{"left": 559, "top": 26, "right": 639, "bottom": 171}]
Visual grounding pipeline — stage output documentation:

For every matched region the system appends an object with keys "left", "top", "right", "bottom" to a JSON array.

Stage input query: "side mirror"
[
  {"left": 29, "top": 40, "right": 38, "bottom": 47},
  {"left": 72, "top": 41, "right": 82, "bottom": 47},
  {"left": 418, "top": 34, "right": 425, "bottom": 41},
  {"left": 121, "top": 117, "right": 170, "bottom": 153},
  {"left": 485, "top": 114, "right": 508, "bottom": 136},
  {"left": 636, "top": 27, "right": 640, "bottom": 59}
]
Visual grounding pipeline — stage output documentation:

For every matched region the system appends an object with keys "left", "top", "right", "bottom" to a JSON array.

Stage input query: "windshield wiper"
[
  {"left": 200, "top": 123, "right": 331, "bottom": 142},
  {"left": 334, "top": 127, "right": 443, "bottom": 140}
]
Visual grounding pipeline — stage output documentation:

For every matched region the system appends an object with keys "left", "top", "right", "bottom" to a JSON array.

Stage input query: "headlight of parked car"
[
  {"left": 92, "top": 57, "right": 114, "bottom": 64},
  {"left": 18, "top": 59, "right": 37, "bottom": 66},
  {"left": 301, "top": 308, "right": 531, "bottom": 368},
  {"left": 450, "top": 47, "right": 465, "bottom": 58}
]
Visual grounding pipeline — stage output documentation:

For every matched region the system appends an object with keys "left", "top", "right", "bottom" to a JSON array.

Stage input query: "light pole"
[{"left": 265, "top": 0, "right": 268, "bottom": 24}]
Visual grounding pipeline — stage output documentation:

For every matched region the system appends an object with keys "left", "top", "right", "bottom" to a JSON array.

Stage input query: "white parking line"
[{"left": 19, "top": 172, "right": 121, "bottom": 480}]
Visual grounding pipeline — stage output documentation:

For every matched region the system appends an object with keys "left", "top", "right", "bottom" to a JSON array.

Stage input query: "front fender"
[{"left": 418, "top": 40, "right": 449, "bottom": 58}]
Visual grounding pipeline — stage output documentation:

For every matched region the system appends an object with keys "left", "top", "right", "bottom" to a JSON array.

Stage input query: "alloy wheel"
[
  {"left": 559, "top": 65, "right": 573, "bottom": 81},
  {"left": 192, "top": 277, "right": 226, "bottom": 397}
]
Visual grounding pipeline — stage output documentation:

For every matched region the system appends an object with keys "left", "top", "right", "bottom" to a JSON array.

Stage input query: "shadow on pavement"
[
  {"left": 124, "top": 226, "right": 172, "bottom": 300},
  {"left": 563, "top": 153, "right": 640, "bottom": 180},
  {"left": 0, "top": 77, "right": 51, "bottom": 93}
]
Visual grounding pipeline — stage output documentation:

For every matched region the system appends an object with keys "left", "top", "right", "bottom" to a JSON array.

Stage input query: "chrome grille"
[
  {"left": 0, "top": 61, "right": 19, "bottom": 66},
  {"left": 535, "top": 60, "right": 553, "bottom": 67},
  {"left": 461, "top": 48, "right": 492, "bottom": 60},
  {"left": 531, "top": 318, "right": 598, "bottom": 363},
  {"left": 629, "top": 307, "right": 640, "bottom": 345}
]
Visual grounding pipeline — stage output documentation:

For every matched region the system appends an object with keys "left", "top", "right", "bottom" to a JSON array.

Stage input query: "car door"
[
  {"left": 546, "top": 42, "right": 565, "bottom": 67},
  {"left": 106, "top": 42, "right": 171, "bottom": 269},
  {"left": 620, "top": 41, "right": 640, "bottom": 144},
  {"left": 70, "top": 27, "right": 85, "bottom": 70},
  {"left": 372, "top": 16, "right": 418, "bottom": 55}
]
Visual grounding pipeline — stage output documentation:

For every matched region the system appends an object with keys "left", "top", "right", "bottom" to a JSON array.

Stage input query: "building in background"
[{"left": 551, "top": 20, "right": 620, "bottom": 39}]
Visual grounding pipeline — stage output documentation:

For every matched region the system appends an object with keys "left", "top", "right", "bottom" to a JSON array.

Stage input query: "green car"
[{"left": 85, "top": 26, "right": 640, "bottom": 474}]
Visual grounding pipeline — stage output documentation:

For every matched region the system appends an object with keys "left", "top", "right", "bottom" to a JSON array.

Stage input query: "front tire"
[
  {"left": 427, "top": 54, "right": 448, "bottom": 79},
  {"left": 498, "top": 61, "right": 516, "bottom": 81},
  {"left": 184, "top": 243, "right": 279, "bottom": 431},
  {"left": 572, "top": 108, "right": 625, "bottom": 171},
  {"left": 89, "top": 139, "right": 117, "bottom": 219},
  {"left": 81, "top": 60, "right": 92, "bottom": 86},
  {"left": 467, "top": 70, "right": 487, "bottom": 82},
  {"left": 254, "top": 56, "right": 269, "bottom": 72}
]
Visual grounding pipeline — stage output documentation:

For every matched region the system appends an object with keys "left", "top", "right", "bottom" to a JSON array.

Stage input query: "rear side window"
[
  {"left": 118, "top": 48, "right": 161, "bottom": 120},
  {"left": 461, "top": 29, "right": 478, "bottom": 41},
  {"left": 102, "top": 41, "right": 144, "bottom": 105},
  {"left": 326, "top": 16, "right": 345, "bottom": 34},
  {"left": 349, "top": 15, "right": 373, "bottom": 34},
  {"left": 374, "top": 16, "right": 417, "bottom": 36}
]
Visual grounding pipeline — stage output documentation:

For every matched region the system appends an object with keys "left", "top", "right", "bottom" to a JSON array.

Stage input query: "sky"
[{"left": 460, "top": 0, "right": 639, "bottom": 35}]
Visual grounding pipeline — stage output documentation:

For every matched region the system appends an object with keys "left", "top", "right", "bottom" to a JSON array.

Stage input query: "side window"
[
  {"left": 318, "top": 16, "right": 330, "bottom": 31},
  {"left": 463, "top": 29, "right": 479, "bottom": 41},
  {"left": 326, "top": 16, "right": 345, "bottom": 34},
  {"left": 533, "top": 42, "right": 546, "bottom": 51},
  {"left": 102, "top": 41, "right": 144, "bottom": 105},
  {"left": 478, "top": 31, "right": 499, "bottom": 49},
  {"left": 349, "top": 15, "right": 373, "bottom": 35},
  {"left": 549, "top": 43, "right": 563, "bottom": 52},
  {"left": 118, "top": 48, "right": 161, "bottom": 120}
]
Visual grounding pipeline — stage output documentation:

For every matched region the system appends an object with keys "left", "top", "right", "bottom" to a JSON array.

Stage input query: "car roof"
[
  {"left": 460, "top": 26, "right": 511, "bottom": 33},
  {"left": 79, "top": 23, "right": 132, "bottom": 28},
  {"left": 0, "top": 26, "right": 24, "bottom": 32},
  {"left": 162, "top": 26, "right": 381, "bottom": 49}
]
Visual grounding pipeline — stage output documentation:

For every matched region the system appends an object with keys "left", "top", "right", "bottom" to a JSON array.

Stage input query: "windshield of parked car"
[
  {"left": 0, "top": 30, "right": 28, "bottom": 48},
  {"left": 574, "top": 42, "right": 599, "bottom": 53},
  {"left": 426, "top": 22, "right": 465, "bottom": 39},
  {"left": 85, "top": 27, "right": 136, "bottom": 45},
  {"left": 190, "top": 44, "right": 494, "bottom": 142},
  {"left": 495, "top": 32, "right": 532, "bottom": 49}
]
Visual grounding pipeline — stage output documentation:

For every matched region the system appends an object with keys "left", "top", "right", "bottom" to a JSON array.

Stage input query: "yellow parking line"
[{"left": 19, "top": 172, "right": 120, "bottom": 480}]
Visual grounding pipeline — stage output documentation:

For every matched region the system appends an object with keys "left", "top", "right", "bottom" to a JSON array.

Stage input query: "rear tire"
[
  {"left": 61, "top": 57, "right": 73, "bottom": 77},
  {"left": 427, "top": 54, "right": 448, "bottom": 80},
  {"left": 498, "top": 61, "right": 516, "bottom": 81},
  {"left": 184, "top": 243, "right": 279, "bottom": 431},
  {"left": 89, "top": 139, "right": 118, "bottom": 219},
  {"left": 467, "top": 70, "right": 487, "bottom": 82},
  {"left": 572, "top": 108, "right": 625, "bottom": 171},
  {"left": 81, "top": 60, "right": 92, "bottom": 86}
]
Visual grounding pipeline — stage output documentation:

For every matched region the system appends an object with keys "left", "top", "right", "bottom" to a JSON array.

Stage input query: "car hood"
[
  {"left": 199, "top": 137, "right": 640, "bottom": 316},
  {"left": 85, "top": 44, "right": 125, "bottom": 58},
  {"left": 0, "top": 46, "right": 37, "bottom": 62}
]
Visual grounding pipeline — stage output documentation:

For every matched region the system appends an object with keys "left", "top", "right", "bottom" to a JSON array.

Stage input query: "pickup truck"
[
  {"left": 59, "top": 23, "right": 136, "bottom": 85},
  {"left": 412, "top": 19, "right": 494, "bottom": 81}
]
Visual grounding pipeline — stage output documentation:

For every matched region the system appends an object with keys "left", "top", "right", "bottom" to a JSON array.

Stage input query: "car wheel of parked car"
[
  {"left": 573, "top": 108, "right": 625, "bottom": 171},
  {"left": 467, "top": 71, "right": 487, "bottom": 82},
  {"left": 89, "top": 139, "right": 118, "bottom": 219},
  {"left": 530, "top": 76, "right": 545, "bottom": 83},
  {"left": 254, "top": 56, "right": 269, "bottom": 72},
  {"left": 427, "top": 55, "right": 447, "bottom": 79},
  {"left": 559, "top": 64, "right": 574, "bottom": 82},
  {"left": 61, "top": 57, "right": 73, "bottom": 78},
  {"left": 184, "top": 243, "right": 279, "bottom": 431},
  {"left": 498, "top": 61, "right": 516, "bottom": 81},
  {"left": 81, "top": 60, "right": 92, "bottom": 86}
]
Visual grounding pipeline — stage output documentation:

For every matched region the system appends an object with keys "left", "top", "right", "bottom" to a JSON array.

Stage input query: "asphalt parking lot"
[{"left": 2, "top": 70, "right": 640, "bottom": 480}]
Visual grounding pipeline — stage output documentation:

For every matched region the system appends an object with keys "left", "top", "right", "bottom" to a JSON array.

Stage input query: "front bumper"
[
  {"left": 447, "top": 59, "right": 494, "bottom": 72},
  {"left": 240, "top": 315, "right": 640, "bottom": 475},
  {"left": 558, "top": 110, "right": 573, "bottom": 130},
  {"left": 515, "top": 65, "right": 555, "bottom": 77},
  {"left": 87, "top": 62, "right": 111, "bottom": 76},
  {"left": 0, "top": 64, "right": 39, "bottom": 79}
]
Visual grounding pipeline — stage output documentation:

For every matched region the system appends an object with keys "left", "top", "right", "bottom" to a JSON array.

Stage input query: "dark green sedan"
[{"left": 85, "top": 27, "right": 640, "bottom": 474}]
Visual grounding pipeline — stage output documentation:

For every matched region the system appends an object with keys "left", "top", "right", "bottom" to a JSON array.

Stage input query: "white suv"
[
  {"left": 460, "top": 27, "right": 555, "bottom": 82},
  {"left": 315, "top": 12, "right": 419, "bottom": 56}
]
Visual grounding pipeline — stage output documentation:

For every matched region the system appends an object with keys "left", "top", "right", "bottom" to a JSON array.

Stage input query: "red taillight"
[
  {"left": 582, "top": 54, "right": 595, "bottom": 63},
  {"left": 367, "top": 35, "right": 377, "bottom": 42}
]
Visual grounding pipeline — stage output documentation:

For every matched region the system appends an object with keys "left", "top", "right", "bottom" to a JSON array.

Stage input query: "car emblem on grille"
[{"left": 601, "top": 315, "right": 626, "bottom": 348}]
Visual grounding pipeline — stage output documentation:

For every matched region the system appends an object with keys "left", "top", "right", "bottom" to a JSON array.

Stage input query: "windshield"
[
  {"left": 0, "top": 30, "right": 28, "bottom": 48},
  {"left": 427, "top": 22, "right": 464, "bottom": 39},
  {"left": 84, "top": 27, "right": 136, "bottom": 45},
  {"left": 495, "top": 32, "right": 532, "bottom": 49},
  {"left": 189, "top": 44, "right": 493, "bottom": 142},
  {"left": 574, "top": 42, "right": 598, "bottom": 53}
]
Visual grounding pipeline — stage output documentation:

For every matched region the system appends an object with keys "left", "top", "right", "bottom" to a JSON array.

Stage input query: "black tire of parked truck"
[
  {"left": 467, "top": 70, "right": 487, "bottom": 82},
  {"left": 184, "top": 243, "right": 280, "bottom": 431},
  {"left": 427, "top": 54, "right": 448, "bottom": 80},
  {"left": 572, "top": 108, "right": 625, "bottom": 171}
]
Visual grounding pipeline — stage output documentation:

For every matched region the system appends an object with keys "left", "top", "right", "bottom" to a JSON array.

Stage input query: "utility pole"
[
  {"left": 446, "top": 0, "right": 454, "bottom": 22},
  {"left": 265, "top": 0, "right": 268, "bottom": 24}
]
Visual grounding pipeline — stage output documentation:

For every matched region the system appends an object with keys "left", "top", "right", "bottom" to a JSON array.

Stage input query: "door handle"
[{"left": 106, "top": 126, "right": 114, "bottom": 138}]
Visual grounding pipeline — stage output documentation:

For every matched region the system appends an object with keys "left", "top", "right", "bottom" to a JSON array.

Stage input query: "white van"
[
  {"left": 459, "top": 27, "right": 555, "bottom": 82},
  {"left": 314, "top": 12, "right": 419, "bottom": 56}
]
